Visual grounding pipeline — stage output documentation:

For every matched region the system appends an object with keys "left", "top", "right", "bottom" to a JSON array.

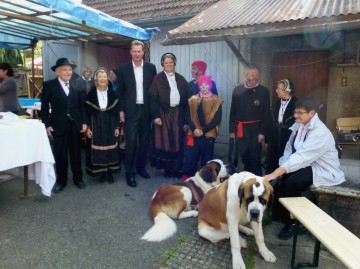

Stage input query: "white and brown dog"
[
  {"left": 198, "top": 171, "right": 276, "bottom": 269},
  {"left": 141, "top": 159, "right": 229, "bottom": 242}
]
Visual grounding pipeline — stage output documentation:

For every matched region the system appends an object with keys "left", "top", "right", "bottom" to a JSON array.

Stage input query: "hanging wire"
[{"left": 199, "top": 42, "right": 354, "bottom": 89}]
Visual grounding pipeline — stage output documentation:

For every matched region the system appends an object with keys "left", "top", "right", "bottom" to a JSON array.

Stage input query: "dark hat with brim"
[{"left": 51, "top": 58, "right": 76, "bottom": 71}]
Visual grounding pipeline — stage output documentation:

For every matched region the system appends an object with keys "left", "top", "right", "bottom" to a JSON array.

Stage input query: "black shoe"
[
  {"left": 172, "top": 171, "right": 181, "bottom": 178},
  {"left": 126, "top": 174, "right": 137, "bottom": 187},
  {"left": 278, "top": 223, "right": 295, "bottom": 240},
  {"left": 137, "top": 170, "right": 151, "bottom": 179},
  {"left": 74, "top": 180, "right": 86, "bottom": 189},
  {"left": 53, "top": 183, "right": 66, "bottom": 193},
  {"left": 98, "top": 174, "right": 106, "bottom": 183},
  {"left": 107, "top": 173, "right": 115, "bottom": 184},
  {"left": 164, "top": 170, "right": 171, "bottom": 178}
]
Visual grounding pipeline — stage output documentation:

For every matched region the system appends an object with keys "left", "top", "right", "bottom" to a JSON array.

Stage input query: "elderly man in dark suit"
[
  {"left": 118, "top": 40, "right": 157, "bottom": 187},
  {"left": 41, "top": 58, "right": 87, "bottom": 193}
]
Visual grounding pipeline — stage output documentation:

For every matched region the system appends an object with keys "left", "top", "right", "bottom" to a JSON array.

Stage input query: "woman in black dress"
[
  {"left": 149, "top": 53, "right": 188, "bottom": 178},
  {"left": 85, "top": 68, "right": 121, "bottom": 183},
  {"left": 266, "top": 78, "right": 298, "bottom": 173},
  {"left": 266, "top": 78, "right": 297, "bottom": 221}
]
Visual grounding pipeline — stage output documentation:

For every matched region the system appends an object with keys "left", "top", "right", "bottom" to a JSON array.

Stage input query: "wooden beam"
[
  {"left": 0, "top": 10, "right": 111, "bottom": 36},
  {"left": 224, "top": 37, "right": 249, "bottom": 67}
]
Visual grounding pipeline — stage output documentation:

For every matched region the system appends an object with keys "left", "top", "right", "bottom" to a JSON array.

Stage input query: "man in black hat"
[{"left": 41, "top": 57, "right": 87, "bottom": 193}]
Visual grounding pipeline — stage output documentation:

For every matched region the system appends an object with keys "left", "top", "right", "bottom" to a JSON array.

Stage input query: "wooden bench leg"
[{"left": 291, "top": 220, "right": 321, "bottom": 268}]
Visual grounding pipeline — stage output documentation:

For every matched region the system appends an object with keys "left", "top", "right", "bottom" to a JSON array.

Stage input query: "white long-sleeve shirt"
[{"left": 279, "top": 113, "right": 345, "bottom": 187}]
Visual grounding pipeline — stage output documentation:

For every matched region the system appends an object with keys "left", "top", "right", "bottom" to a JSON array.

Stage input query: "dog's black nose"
[{"left": 250, "top": 209, "right": 260, "bottom": 222}]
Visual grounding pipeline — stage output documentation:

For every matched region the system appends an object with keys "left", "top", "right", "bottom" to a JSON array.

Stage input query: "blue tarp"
[{"left": 0, "top": 0, "right": 158, "bottom": 50}]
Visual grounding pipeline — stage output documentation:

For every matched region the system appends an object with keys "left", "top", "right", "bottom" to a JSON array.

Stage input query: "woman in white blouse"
[
  {"left": 265, "top": 97, "right": 345, "bottom": 240},
  {"left": 149, "top": 53, "right": 188, "bottom": 178}
]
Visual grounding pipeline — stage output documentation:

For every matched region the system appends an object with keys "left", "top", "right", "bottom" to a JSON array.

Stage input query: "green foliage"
[{"left": 0, "top": 48, "right": 23, "bottom": 67}]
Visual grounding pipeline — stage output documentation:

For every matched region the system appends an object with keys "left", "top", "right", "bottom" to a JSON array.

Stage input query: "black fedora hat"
[{"left": 51, "top": 58, "right": 76, "bottom": 71}]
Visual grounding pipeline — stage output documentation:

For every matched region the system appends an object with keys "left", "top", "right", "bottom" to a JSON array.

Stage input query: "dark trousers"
[
  {"left": 274, "top": 166, "right": 313, "bottom": 223},
  {"left": 124, "top": 105, "right": 150, "bottom": 175},
  {"left": 182, "top": 136, "right": 215, "bottom": 177},
  {"left": 234, "top": 136, "right": 262, "bottom": 176},
  {"left": 53, "top": 119, "right": 83, "bottom": 185}
]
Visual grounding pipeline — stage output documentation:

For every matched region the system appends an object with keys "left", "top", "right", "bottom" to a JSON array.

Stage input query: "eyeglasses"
[{"left": 293, "top": 111, "right": 308, "bottom": 116}]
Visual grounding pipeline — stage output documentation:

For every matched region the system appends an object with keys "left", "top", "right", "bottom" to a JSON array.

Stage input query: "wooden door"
[{"left": 272, "top": 51, "right": 328, "bottom": 121}]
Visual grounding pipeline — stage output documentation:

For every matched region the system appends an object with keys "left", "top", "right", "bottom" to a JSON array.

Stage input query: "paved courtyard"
[{"left": 0, "top": 144, "right": 354, "bottom": 269}]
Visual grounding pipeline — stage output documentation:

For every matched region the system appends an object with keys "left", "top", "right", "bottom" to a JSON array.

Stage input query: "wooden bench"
[
  {"left": 336, "top": 117, "right": 360, "bottom": 159},
  {"left": 279, "top": 197, "right": 360, "bottom": 269}
]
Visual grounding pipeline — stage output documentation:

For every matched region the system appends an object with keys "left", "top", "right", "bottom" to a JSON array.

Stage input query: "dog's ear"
[
  {"left": 215, "top": 162, "right": 221, "bottom": 175},
  {"left": 199, "top": 165, "right": 213, "bottom": 183},
  {"left": 263, "top": 180, "right": 274, "bottom": 210},
  {"left": 238, "top": 183, "right": 244, "bottom": 208},
  {"left": 211, "top": 162, "right": 221, "bottom": 182}
]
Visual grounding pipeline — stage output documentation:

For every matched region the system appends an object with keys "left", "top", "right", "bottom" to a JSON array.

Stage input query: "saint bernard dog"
[
  {"left": 198, "top": 171, "right": 276, "bottom": 269},
  {"left": 141, "top": 159, "right": 229, "bottom": 242}
]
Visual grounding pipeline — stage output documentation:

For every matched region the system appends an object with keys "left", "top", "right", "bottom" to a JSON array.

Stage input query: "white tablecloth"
[{"left": 0, "top": 119, "right": 56, "bottom": 196}]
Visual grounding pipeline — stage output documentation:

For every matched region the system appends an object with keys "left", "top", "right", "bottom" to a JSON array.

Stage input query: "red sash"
[{"left": 237, "top": 120, "right": 262, "bottom": 138}]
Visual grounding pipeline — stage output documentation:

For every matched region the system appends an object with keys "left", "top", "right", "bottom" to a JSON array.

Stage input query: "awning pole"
[{"left": 31, "top": 47, "right": 35, "bottom": 98}]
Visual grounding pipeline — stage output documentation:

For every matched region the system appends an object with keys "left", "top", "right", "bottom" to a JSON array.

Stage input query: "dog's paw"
[
  {"left": 233, "top": 262, "right": 246, "bottom": 269},
  {"left": 232, "top": 253, "right": 246, "bottom": 269},
  {"left": 260, "top": 249, "right": 277, "bottom": 263},
  {"left": 240, "top": 237, "right": 248, "bottom": 248},
  {"left": 238, "top": 225, "right": 254, "bottom": 236},
  {"left": 190, "top": 211, "right": 198, "bottom": 217},
  {"left": 178, "top": 210, "right": 198, "bottom": 219}
]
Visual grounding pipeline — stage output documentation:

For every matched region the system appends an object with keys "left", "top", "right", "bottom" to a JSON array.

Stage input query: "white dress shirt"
[
  {"left": 165, "top": 72, "right": 180, "bottom": 107},
  {"left": 58, "top": 78, "right": 69, "bottom": 96},
  {"left": 133, "top": 60, "right": 144, "bottom": 104},
  {"left": 97, "top": 88, "right": 108, "bottom": 110}
]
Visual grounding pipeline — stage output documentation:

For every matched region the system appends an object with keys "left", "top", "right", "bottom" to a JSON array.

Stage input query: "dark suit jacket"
[
  {"left": 41, "top": 78, "right": 86, "bottom": 136},
  {"left": 117, "top": 61, "right": 157, "bottom": 120}
]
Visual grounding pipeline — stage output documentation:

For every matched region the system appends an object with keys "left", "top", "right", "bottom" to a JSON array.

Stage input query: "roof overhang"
[
  {"left": 0, "top": 0, "right": 158, "bottom": 50},
  {"left": 162, "top": 14, "right": 360, "bottom": 46}
]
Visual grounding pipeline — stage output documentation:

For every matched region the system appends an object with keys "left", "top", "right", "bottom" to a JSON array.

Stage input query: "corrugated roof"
[
  {"left": 82, "top": 0, "right": 219, "bottom": 22},
  {"left": 170, "top": 0, "right": 360, "bottom": 34}
]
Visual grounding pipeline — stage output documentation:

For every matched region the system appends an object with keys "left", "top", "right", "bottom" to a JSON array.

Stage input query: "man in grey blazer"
[
  {"left": 41, "top": 58, "right": 87, "bottom": 193},
  {"left": 118, "top": 40, "right": 157, "bottom": 187}
]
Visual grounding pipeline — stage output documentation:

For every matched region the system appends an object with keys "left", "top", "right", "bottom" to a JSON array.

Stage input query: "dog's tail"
[{"left": 141, "top": 212, "right": 177, "bottom": 242}]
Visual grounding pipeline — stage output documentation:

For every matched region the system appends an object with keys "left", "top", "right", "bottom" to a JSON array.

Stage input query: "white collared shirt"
[
  {"left": 97, "top": 88, "right": 108, "bottom": 110},
  {"left": 58, "top": 78, "right": 69, "bottom": 96},
  {"left": 133, "top": 60, "right": 144, "bottom": 104},
  {"left": 278, "top": 98, "right": 291, "bottom": 123},
  {"left": 165, "top": 72, "right": 180, "bottom": 107}
]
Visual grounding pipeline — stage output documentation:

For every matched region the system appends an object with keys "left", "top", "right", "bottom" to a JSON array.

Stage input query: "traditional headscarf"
[
  {"left": 192, "top": 60, "right": 207, "bottom": 74},
  {"left": 93, "top": 67, "right": 108, "bottom": 80},
  {"left": 278, "top": 79, "right": 292, "bottom": 93},
  {"left": 197, "top": 76, "right": 213, "bottom": 98}
]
